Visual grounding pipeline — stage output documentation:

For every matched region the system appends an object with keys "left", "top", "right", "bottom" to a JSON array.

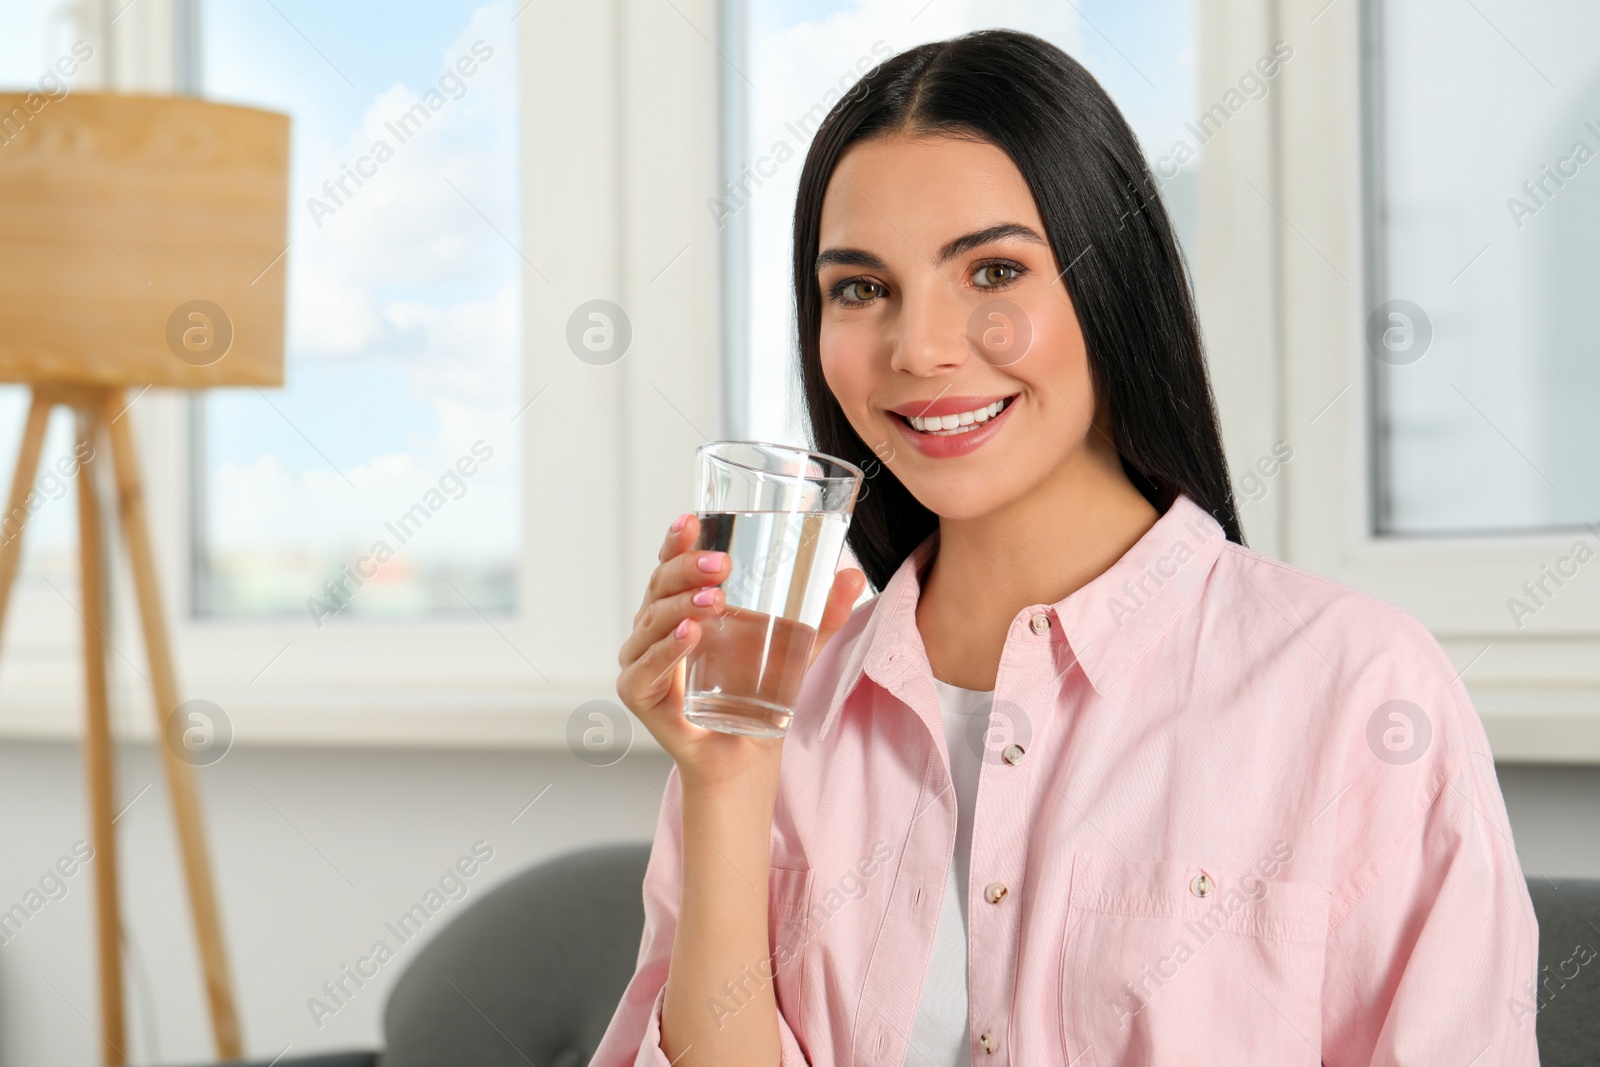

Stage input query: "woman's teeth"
[{"left": 905, "top": 398, "right": 1008, "bottom": 435}]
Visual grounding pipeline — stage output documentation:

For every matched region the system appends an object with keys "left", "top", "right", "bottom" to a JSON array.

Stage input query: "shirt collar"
[{"left": 817, "top": 493, "right": 1226, "bottom": 739}]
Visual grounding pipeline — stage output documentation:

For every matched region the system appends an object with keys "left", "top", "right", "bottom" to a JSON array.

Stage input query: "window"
[
  {"left": 1257, "top": 0, "right": 1600, "bottom": 759},
  {"left": 195, "top": 0, "right": 521, "bottom": 619},
  {"left": 716, "top": 0, "right": 1600, "bottom": 760},
  {"left": 0, "top": 0, "right": 559, "bottom": 741},
  {"left": 3, "top": 0, "right": 1593, "bottom": 756},
  {"left": 1367, "top": 0, "right": 1600, "bottom": 535}
]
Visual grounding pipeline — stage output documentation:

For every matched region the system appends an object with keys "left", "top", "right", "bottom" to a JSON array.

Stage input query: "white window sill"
[
  {"left": 1472, "top": 687, "right": 1600, "bottom": 764},
  {"left": 1, "top": 667, "right": 1594, "bottom": 761},
  {"left": 0, "top": 674, "right": 664, "bottom": 752}
]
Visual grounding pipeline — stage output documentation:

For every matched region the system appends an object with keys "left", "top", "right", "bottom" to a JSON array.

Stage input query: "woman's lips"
[{"left": 890, "top": 395, "right": 1017, "bottom": 458}]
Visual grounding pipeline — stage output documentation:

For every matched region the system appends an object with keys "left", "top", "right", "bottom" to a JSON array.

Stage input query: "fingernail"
[
  {"left": 670, "top": 513, "right": 689, "bottom": 532},
  {"left": 675, "top": 619, "right": 690, "bottom": 639},
  {"left": 692, "top": 589, "right": 715, "bottom": 607},
  {"left": 697, "top": 552, "right": 726, "bottom": 572}
]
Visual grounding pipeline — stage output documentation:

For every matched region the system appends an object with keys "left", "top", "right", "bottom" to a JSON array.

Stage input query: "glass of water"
[{"left": 685, "top": 441, "right": 864, "bottom": 738}]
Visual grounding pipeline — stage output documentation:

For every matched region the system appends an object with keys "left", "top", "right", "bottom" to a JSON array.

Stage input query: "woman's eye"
[
  {"left": 833, "top": 279, "right": 885, "bottom": 305},
  {"left": 974, "top": 262, "right": 1021, "bottom": 287}
]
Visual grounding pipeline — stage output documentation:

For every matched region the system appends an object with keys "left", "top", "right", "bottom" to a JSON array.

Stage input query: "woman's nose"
[{"left": 888, "top": 278, "right": 973, "bottom": 378}]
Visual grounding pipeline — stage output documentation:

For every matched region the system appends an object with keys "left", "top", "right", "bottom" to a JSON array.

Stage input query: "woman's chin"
[{"left": 902, "top": 478, "right": 1023, "bottom": 523}]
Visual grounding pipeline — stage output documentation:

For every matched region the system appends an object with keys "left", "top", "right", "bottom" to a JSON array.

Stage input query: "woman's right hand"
[{"left": 616, "top": 512, "right": 865, "bottom": 793}]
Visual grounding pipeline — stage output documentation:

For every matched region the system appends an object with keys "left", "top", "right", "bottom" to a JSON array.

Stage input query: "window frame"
[
  {"left": 2, "top": 0, "right": 728, "bottom": 750},
  {"left": 7, "top": 0, "right": 1594, "bottom": 760},
  {"left": 1199, "top": 0, "right": 1599, "bottom": 760}
]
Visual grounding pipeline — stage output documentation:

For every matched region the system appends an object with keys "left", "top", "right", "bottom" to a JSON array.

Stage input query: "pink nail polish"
[
  {"left": 697, "top": 552, "right": 725, "bottom": 572},
  {"left": 670, "top": 513, "right": 688, "bottom": 532},
  {"left": 675, "top": 619, "right": 690, "bottom": 639},
  {"left": 692, "top": 589, "right": 714, "bottom": 607}
]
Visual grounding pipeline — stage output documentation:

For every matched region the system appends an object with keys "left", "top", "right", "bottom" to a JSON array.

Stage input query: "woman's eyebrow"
[{"left": 815, "top": 222, "right": 1047, "bottom": 274}]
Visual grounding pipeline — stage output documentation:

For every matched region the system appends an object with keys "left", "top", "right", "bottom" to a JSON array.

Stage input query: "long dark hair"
[{"left": 792, "top": 29, "right": 1244, "bottom": 591}]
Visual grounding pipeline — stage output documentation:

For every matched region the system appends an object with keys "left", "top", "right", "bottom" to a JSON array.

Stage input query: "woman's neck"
[{"left": 914, "top": 439, "right": 1160, "bottom": 690}]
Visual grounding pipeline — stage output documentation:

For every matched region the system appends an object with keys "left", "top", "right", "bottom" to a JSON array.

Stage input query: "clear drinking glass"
[{"left": 684, "top": 441, "right": 863, "bottom": 738}]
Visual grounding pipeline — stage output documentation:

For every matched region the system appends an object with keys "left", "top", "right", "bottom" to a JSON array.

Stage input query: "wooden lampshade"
[{"left": 0, "top": 92, "right": 289, "bottom": 387}]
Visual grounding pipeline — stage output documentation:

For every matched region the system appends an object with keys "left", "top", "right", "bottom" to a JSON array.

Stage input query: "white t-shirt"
[{"left": 903, "top": 679, "right": 993, "bottom": 1066}]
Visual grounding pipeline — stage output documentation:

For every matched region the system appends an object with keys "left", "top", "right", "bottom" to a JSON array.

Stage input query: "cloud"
[
  {"left": 207, "top": 3, "right": 521, "bottom": 574},
  {"left": 288, "top": 3, "right": 519, "bottom": 362}
]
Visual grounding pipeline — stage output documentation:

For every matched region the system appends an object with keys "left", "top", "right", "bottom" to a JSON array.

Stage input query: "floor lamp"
[{"left": 0, "top": 93, "right": 289, "bottom": 1064}]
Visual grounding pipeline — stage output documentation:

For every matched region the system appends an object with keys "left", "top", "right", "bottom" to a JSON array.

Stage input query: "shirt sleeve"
[
  {"left": 1319, "top": 616, "right": 1541, "bottom": 1065},
  {"left": 588, "top": 763, "right": 813, "bottom": 1067}
]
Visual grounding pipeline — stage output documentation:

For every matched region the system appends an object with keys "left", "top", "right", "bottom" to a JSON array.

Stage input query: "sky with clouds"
[{"left": 198, "top": 0, "right": 522, "bottom": 607}]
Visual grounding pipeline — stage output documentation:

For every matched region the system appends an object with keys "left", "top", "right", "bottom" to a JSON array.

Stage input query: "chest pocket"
[
  {"left": 768, "top": 865, "right": 812, "bottom": 1032},
  {"left": 1058, "top": 849, "right": 1330, "bottom": 1065}
]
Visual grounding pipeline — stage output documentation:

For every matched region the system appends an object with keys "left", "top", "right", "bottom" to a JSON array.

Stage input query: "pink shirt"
[{"left": 593, "top": 493, "right": 1541, "bottom": 1065}]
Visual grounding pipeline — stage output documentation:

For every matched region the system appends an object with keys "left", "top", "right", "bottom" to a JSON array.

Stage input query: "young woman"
[{"left": 593, "top": 29, "right": 1538, "bottom": 1067}]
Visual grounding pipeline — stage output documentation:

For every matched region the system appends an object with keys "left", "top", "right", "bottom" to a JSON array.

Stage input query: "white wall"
[
  {"left": 1496, "top": 764, "right": 1600, "bottom": 888},
  {"left": 1, "top": 740, "right": 1596, "bottom": 1066},
  {"left": 0, "top": 740, "right": 673, "bottom": 1066}
]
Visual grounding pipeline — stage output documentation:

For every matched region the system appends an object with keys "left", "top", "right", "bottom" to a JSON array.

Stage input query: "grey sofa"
[
  {"left": 1527, "top": 878, "right": 1600, "bottom": 1064},
  {"left": 203, "top": 843, "right": 651, "bottom": 1067},
  {"left": 194, "top": 844, "right": 1597, "bottom": 1066}
]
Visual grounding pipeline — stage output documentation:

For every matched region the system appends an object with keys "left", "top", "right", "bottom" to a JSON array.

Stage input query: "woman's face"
[{"left": 817, "top": 133, "right": 1107, "bottom": 521}]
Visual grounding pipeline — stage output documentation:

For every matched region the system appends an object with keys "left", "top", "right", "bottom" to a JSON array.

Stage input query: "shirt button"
[
  {"left": 979, "top": 1031, "right": 997, "bottom": 1053},
  {"left": 1190, "top": 872, "right": 1214, "bottom": 898},
  {"left": 1002, "top": 743, "right": 1025, "bottom": 765},
  {"left": 984, "top": 881, "right": 1008, "bottom": 904},
  {"left": 1029, "top": 613, "right": 1051, "bottom": 635}
]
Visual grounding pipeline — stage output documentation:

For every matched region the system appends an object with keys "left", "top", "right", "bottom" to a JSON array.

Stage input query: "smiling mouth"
[{"left": 898, "top": 396, "right": 1016, "bottom": 436}]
